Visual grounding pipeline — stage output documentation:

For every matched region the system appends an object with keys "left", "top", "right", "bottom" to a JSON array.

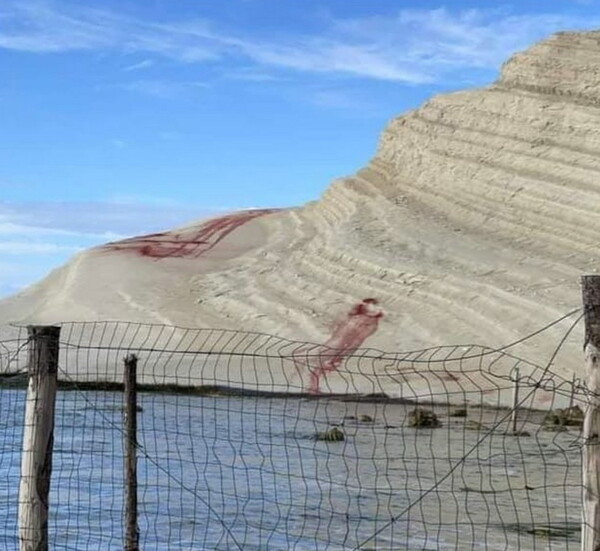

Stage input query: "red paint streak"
[
  {"left": 540, "top": 392, "right": 553, "bottom": 404},
  {"left": 294, "top": 299, "right": 384, "bottom": 394},
  {"left": 102, "top": 209, "right": 279, "bottom": 260}
]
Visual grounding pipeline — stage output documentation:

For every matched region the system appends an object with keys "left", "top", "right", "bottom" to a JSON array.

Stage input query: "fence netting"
[{"left": 0, "top": 313, "right": 588, "bottom": 550}]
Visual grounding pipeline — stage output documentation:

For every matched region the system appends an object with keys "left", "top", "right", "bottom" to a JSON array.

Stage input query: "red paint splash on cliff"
[
  {"left": 294, "top": 298, "right": 384, "bottom": 394},
  {"left": 103, "top": 209, "right": 279, "bottom": 260}
]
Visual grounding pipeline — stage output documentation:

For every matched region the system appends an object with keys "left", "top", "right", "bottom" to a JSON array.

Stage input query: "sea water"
[{"left": 0, "top": 389, "right": 582, "bottom": 550}]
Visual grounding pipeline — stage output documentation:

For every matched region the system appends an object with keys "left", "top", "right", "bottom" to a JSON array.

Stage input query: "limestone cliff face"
[
  {"left": 499, "top": 31, "right": 600, "bottom": 102},
  {"left": 1, "top": 31, "right": 598, "bottom": 385}
]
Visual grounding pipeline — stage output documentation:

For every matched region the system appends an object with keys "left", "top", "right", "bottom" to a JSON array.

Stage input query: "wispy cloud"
[
  {"left": 2, "top": 2, "right": 599, "bottom": 84},
  {"left": 0, "top": 241, "right": 83, "bottom": 255},
  {"left": 0, "top": 220, "right": 124, "bottom": 241},
  {"left": 224, "top": 67, "right": 283, "bottom": 82},
  {"left": 0, "top": 199, "right": 210, "bottom": 236},
  {"left": 123, "top": 58, "right": 154, "bottom": 72},
  {"left": 0, "top": 2, "right": 222, "bottom": 58}
]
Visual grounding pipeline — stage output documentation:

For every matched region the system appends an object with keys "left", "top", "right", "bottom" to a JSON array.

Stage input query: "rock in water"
[
  {"left": 315, "top": 427, "right": 346, "bottom": 442},
  {"left": 408, "top": 408, "right": 441, "bottom": 428},
  {"left": 544, "top": 405, "right": 584, "bottom": 427},
  {"left": 1, "top": 31, "right": 597, "bottom": 403}
]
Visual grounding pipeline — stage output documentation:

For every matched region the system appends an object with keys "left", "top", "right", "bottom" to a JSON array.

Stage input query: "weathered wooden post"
[
  {"left": 582, "top": 275, "right": 600, "bottom": 551},
  {"left": 124, "top": 354, "right": 139, "bottom": 551},
  {"left": 510, "top": 366, "right": 520, "bottom": 434},
  {"left": 19, "top": 325, "right": 60, "bottom": 551}
]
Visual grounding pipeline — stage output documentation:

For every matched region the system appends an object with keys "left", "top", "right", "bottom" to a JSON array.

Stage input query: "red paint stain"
[
  {"left": 102, "top": 209, "right": 279, "bottom": 260},
  {"left": 294, "top": 299, "right": 384, "bottom": 394},
  {"left": 540, "top": 392, "right": 553, "bottom": 404}
]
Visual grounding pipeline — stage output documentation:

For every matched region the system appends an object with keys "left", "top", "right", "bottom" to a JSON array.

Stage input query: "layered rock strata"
[{"left": 1, "top": 31, "right": 598, "bottom": 403}]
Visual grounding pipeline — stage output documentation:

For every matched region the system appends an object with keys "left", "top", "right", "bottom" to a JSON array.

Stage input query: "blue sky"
[{"left": 1, "top": 0, "right": 599, "bottom": 297}]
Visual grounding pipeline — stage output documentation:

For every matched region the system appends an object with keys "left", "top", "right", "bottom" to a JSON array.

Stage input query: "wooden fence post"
[
  {"left": 124, "top": 354, "right": 139, "bottom": 551},
  {"left": 510, "top": 366, "right": 520, "bottom": 434},
  {"left": 569, "top": 373, "right": 577, "bottom": 413},
  {"left": 582, "top": 275, "right": 600, "bottom": 551},
  {"left": 19, "top": 325, "right": 60, "bottom": 551}
]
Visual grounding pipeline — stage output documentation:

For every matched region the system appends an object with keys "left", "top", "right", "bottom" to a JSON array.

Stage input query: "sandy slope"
[{"left": 1, "top": 31, "right": 598, "bottom": 400}]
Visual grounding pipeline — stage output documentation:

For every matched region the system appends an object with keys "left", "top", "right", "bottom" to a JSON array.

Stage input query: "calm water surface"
[{"left": 0, "top": 389, "right": 583, "bottom": 550}]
